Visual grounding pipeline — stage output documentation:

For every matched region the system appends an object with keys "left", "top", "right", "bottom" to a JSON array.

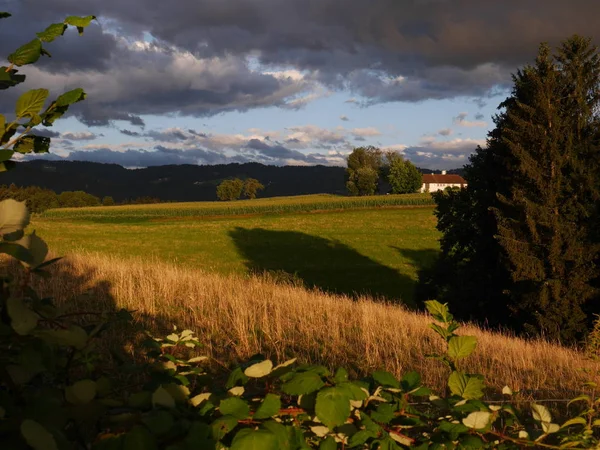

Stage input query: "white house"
[{"left": 420, "top": 171, "right": 467, "bottom": 193}]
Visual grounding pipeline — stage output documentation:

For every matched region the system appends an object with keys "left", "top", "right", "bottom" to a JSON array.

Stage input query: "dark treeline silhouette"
[
  {"left": 0, "top": 183, "right": 162, "bottom": 213},
  {"left": 2, "top": 160, "right": 460, "bottom": 203}
]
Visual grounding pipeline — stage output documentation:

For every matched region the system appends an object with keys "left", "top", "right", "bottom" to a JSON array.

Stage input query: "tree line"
[
  {"left": 420, "top": 35, "right": 600, "bottom": 344},
  {"left": 345, "top": 147, "right": 422, "bottom": 196},
  {"left": 0, "top": 184, "right": 162, "bottom": 213}
]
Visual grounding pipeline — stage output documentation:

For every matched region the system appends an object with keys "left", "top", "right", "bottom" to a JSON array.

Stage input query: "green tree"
[
  {"left": 346, "top": 146, "right": 383, "bottom": 196},
  {"left": 58, "top": 190, "right": 101, "bottom": 207},
  {"left": 243, "top": 178, "right": 265, "bottom": 199},
  {"left": 426, "top": 36, "right": 600, "bottom": 342},
  {"left": 102, "top": 195, "right": 115, "bottom": 206},
  {"left": 216, "top": 178, "right": 244, "bottom": 201},
  {"left": 491, "top": 39, "right": 600, "bottom": 342},
  {"left": 385, "top": 152, "right": 422, "bottom": 194}
]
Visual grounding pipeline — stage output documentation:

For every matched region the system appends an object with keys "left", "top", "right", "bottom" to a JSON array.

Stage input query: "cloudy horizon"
[{"left": 3, "top": 0, "right": 599, "bottom": 170}]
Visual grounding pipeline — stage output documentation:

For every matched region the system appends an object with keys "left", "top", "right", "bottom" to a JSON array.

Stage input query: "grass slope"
[
  {"left": 24, "top": 252, "right": 599, "bottom": 397},
  {"left": 33, "top": 201, "right": 439, "bottom": 306}
]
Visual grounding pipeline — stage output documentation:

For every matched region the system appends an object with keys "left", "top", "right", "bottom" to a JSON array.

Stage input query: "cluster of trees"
[
  {"left": 216, "top": 178, "right": 265, "bottom": 201},
  {"left": 0, "top": 184, "right": 163, "bottom": 213},
  {"left": 345, "top": 146, "right": 422, "bottom": 196},
  {"left": 421, "top": 35, "right": 600, "bottom": 344}
]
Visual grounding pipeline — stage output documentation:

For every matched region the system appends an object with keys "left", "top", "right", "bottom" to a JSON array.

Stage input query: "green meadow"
[{"left": 34, "top": 194, "right": 440, "bottom": 306}]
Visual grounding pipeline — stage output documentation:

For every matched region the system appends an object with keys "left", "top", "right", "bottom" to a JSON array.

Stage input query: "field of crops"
[
  {"left": 33, "top": 194, "right": 440, "bottom": 306},
  {"left": 40, "top": 193, "right": 434, "bottom": 222}
]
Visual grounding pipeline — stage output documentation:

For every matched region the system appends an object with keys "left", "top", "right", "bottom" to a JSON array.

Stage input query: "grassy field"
[
  {"left": 40, "top": 193, "right": 434, "bottom": 221},
  {"left": 19, "top": 251, "right": 598, "bottom": 397},
  {"left": 21, "top": 194, "right": 600, "bottom": 398},
  {"left": 33, "top": 195, "right": 440, "bottom": 306}
]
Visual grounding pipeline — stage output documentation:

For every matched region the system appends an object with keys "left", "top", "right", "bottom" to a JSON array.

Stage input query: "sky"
[{"left": 2, "top": 0, "right": 600, "bottom": 170}]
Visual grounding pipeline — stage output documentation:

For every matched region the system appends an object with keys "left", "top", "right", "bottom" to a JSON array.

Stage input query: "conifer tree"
[{"left": 493, "top": 40, "right": 599, "bottom": 342}]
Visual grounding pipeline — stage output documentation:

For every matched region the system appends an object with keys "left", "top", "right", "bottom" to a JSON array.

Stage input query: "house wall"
[{"left": 420, "top": 183, "right": 465, "bottom": 193}]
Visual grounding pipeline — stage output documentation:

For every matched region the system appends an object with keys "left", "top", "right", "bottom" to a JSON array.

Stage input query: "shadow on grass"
[{"left": 229, "top": 227, "right": 439, "bottom": 308}]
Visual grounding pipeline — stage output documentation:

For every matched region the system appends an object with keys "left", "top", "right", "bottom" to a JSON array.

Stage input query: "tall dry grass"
[{"left": 21, "top": 252, "right": 599, "bottom": 397}]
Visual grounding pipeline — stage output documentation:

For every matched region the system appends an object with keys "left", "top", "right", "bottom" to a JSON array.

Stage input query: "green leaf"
[
  {"left": 462, "top": 411, "right": 492, "bottom": 430},
  {"left": 142, "top": 410, "right": 175, "bottom": 436},
  {"left": 226, "top": 366, "right": 249, "bottom": 388},
  {"left": 0, "top": 67, "right": 26, "bottom": 89},
  {"left": 65, "top": 379, "right": 97, "bottom": 405},
  {"left": 20, "top": 419, "right": 58, "bottom": 450},
  {"left": 370, "top": 403, "right": 395, "bottom": 424},
  {"left": 0, "top": 199, "right": 30, "bottom": 236},
  {"left": 334, "top": 367, "right": 349, "bottom": 384},
  {"left": 16, "top": 88, "right": 49, "bottom": 118},
  {"left": 0, "top": 149, "right": 14, "bottom": 161},
  {"left": 319, "top": 436, "right": 337, "bottom": 450},
  {"left": 401, "top": 371, "right": 421, "bottom": 392},
  {"left": 55, "top": 88, "right": 86, "bottom": 107},
  {"left": 13, "top": 135, "right": 51, "bottom": 154},
  {"left": 8, "top": 39, "right": 43, "bottom": 66},
  {"left": 220, "top": 397, "right": 250, "bottom": 419},
  {"left": 152, "top": 386, "right": 175, "bottom": 409},
  {"left": 448, "top": 336, "right": 477, "bottom": 360},
  {"left": 244, "top": 359, "right": 273, "bottom": 378},
  {"left": 315, "top": 387, "right": 351, "bottom": 429},
  {"left": 531, "top": 403, "right": 552, "bottom": 423},
  {"left": 349, "top": 430, "right": 377, "bottom": 447},
  {"left": 282, "top": 372, "right": 325, "bottom": 395},
  {"left": 123, "top": 425, "right": 158, "bottom": 450},
  {"left": 424, "top": 300, "right": 453, "bottom": 323},
  {"left": 231, "top": 428, "right": 279, "bottom": 450},
  {"left": 7, "top": 297, "right": 38, "bottom": 335},
  {"left": 254, "top": 393, "right": 281, "bottom": 419},
  {"left": 561, "top": 417, "right": 587, "bottom": 428},
  {"left": 37, "top": 23, "right": 68, "bottom": 42},
  {"left": 448, "top": 372, "right": 484, "bottom": 400},
  {"left": 372, "top": 370, "right": 400, "bottom": 388},
  {"left": 34, "top": 325, "right": 88, "bottom": 349},
  {"left": 211, "top": 415, "right": 238, "bottom": 440},
  {"left": 0, "top": 12, "right": 11, "bottom": 18},
  {"left": 0, "top": 242, "right": 33, "bottom": 263},
  {"left": 14, "top": 231, "right": 48, "bottom": 267},
  {"left": 64, "top": 15, "right": 96, "bottom": 28},
  {"left": 336, "top": 382, "right": 368, "bottom": 401}
]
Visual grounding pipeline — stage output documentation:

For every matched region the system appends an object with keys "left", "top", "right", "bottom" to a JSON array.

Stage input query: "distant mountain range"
[{"left": 2, "top": 160, "right": 465, "bottom": 202}]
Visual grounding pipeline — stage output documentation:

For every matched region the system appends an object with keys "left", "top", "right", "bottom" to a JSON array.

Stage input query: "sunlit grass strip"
[
  {"left": 25, "top": 251, "right": 600, "bottom": 398},
  {"left": 40, "top": 193, "right": 435, "bottom": 221}
]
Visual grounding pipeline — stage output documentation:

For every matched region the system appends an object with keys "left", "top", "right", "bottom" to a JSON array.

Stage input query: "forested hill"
[{"left": 3, "top": 160, "right": 461, "bottom": 202}]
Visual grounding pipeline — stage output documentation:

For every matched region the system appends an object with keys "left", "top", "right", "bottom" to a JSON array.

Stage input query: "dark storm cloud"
[
  {"left": 54, "top": 146, "right": 234, "bottom": 167},
  {"left": 30, "top": 128, "right": 61, "bottom": 138},
  {"left": 5, "top": 0, "right": 600, "bottom": 127},
  {"left": 245, "top": 138, "right": 322, "bottom": 163},
  {"left": 120, "top": 129, "right": 141, "bottom": 137}
]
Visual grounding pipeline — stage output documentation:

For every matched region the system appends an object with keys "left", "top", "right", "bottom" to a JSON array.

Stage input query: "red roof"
[{"left": 422, "top": 174, "right": 466, "bottom": 184}]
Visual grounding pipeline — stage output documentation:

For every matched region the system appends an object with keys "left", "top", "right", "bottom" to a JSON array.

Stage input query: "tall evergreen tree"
[
  {"left": 425, "top": 36, "right": 600, "bottom": 342},
  {"left": 492, "top": 43, "right": 598, "bottom": 342}
]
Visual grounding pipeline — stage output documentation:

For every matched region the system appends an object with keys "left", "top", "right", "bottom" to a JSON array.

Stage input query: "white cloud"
[{"left": 350, "top": 127, "right": 381, "bottom": 137}]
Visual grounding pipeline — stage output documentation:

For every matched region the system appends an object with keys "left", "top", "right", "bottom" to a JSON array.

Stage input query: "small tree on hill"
[
  {"left": 102, "top": 196, "right": 115, "bottom": 206},
  {"left": 346, "top": 146, "right": 383, "bottom": 196},
  {"left": 243, "top": 178, "right": 264, "bottom": 199},
  {"left": 386, "top": 151, "right": 422, "bottom": 194},
  {"left": 216, "top": 178, "right": 244, "bottom": 201}
]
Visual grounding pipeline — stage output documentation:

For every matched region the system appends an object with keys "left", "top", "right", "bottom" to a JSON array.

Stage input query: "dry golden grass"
[{"left": 24, "top": 252, "right": 599, "bottom": 398}]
